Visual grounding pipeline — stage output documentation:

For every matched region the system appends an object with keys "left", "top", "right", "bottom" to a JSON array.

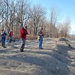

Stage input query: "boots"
[
  {"left": 20, "top": 48, "right": 24, "bottom": 52},
  {"left": 2, "top": 43, "right": 6, "bottom": 48},
  {"left": 20, "top": 44, "right": 25, "bottom": 52}
]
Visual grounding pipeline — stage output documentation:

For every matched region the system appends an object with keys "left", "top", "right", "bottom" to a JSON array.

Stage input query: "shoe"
[
  {"left": 3, "top": 46, "right": 6, "bottom": 48},
  {"left": 20, "top": 49, "right": 24, "bottom": 52},
  {"left": 39, "top": 48, "right": 43, "bottom": 49},
  {"left": 21, "top": 50, "right": 24, "bottom": 52}
]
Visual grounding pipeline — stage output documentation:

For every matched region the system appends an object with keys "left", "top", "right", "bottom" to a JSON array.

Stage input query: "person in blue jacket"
[
  {"left": 38, "top": 27, "right": 44, "bottom": 49},
  {"left": 1, "top": 29, "right": 7, "bottom": 48}
]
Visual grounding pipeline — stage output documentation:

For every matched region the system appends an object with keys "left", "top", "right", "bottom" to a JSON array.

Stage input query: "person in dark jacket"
[
  {"left": 9, "top": 30, "right": 13, "bottom": 43},
  {"left": 38, "top": 27, "right": 44, "bottom": 49},
  {"left": 1, "top": 29, "right": 7, "bottom": 48},
  {"left": 20, "top": 26, "right": 28, "bottom": 52}
]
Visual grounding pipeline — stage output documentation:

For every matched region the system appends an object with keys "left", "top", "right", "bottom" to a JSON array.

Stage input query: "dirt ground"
[{"left": 0, "top": 38, "right": 75, "bottom": 75}]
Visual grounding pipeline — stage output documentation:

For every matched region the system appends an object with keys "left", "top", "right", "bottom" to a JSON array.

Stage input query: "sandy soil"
[{"left": 0, "top": 38, "right": 75, "bottom": 75}]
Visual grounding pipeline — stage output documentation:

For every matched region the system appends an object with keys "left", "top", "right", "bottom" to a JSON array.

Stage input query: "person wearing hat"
[{"left": 20, "top": 26, "right": 28, "bottom": 52}]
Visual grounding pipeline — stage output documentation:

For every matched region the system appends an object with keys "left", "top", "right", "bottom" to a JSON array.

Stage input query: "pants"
[
  {"left": 9, "top": 36, "right": 12, "bottom": 43},
  {"left": 39, "top": 39, "right": 43, "bottom": 49},
  {"left": 1, "top": 37, "right": 6, "bottom": 48},
  {"left": 20, "top": 39, "right": 26, "bottom": 51}
]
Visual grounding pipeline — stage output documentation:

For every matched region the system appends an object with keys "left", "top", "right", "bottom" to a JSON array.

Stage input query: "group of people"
[
  {"left": 1, "top": 26, "right": 44, "bottom": 52},
  {"left": 1, "top": 29, "right": 13, "bottom": 48}
]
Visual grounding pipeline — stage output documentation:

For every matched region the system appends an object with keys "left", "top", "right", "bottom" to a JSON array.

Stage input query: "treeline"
[{"left": 0, "top": 0, "right": 70, "bottom": 39}]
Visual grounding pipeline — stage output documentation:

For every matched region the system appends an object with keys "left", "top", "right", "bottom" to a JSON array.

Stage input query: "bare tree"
[
  {"left": 0, "top": 0, "right": 30, "bottom": 39},
  {"left": 9, "top": 1, "right": 16, "bottom": 31},
  {"left": 15, "top": 0, "right": 29, "bottom": 27},
  {"left": 59, "top": 18, "right": 70, "bottom": 37},
  {"left": 0, "top": 0, "right": 6, "bottom": 27},
  {"left": 28, "top": 5, "right": 46, "bottom": 35},
  {"left": 0, "top": 1, "right": 71, "bottom": 39},
  {"left": 0, "top": 0, "right": 12, "bottom": 33},
  {"left": 49, "top": 8, "right": 59, "bottom": 37}
]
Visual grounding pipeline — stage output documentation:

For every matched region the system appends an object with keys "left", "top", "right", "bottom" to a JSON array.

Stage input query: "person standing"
[
  {"left": 1, "top": 29, "right": 7, "bottom": 48},
  {"left": 20, "top": 26, "right": 28, "bottom": 52},
  {"left": 38, "top": 27, "right": 44, "bottom": 49},
  {"left": 9, "top": 30, "right": 13, "bottom": 43}
]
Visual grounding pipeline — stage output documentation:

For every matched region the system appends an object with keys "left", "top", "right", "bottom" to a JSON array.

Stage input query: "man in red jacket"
[{"left": 20, "top": 26, "right": 28, "bottom": 52}]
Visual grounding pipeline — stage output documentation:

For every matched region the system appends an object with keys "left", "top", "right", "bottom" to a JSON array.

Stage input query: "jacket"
[
  {"left": 20, "top": 27, "right": 28, "bottom": 39},
  {"left": 1, "top": 31, "right": 7, "bottom": 42},
  {"left": 38, "top": 31, "right": 44, "bottom": 41},
  {"left": 9, "top": 31, "right": 13, "bottom": 37}
]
